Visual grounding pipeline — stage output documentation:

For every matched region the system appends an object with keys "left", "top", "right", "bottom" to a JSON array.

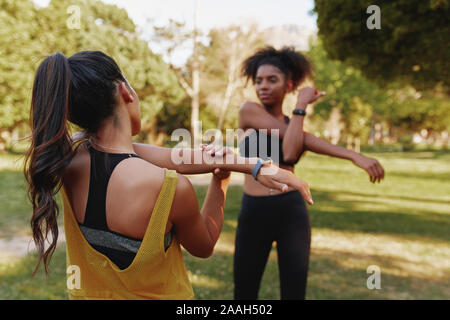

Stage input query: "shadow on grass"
[
  {"left": 384, "top": 171, "right": 450, "bottom": 184},
  {"left": 309, "top": 189, "right": 450, "bottom": 243},
  {"left": 1, "top": 235, "right": 448, "bottom": 300},
  {"left": 197, "top": 185, "right": 450, "bottom": 242},
  {"left": 329, "top": 189, "right": 450, "bottom": 206},
  {"left": 299, "top": 166, "right": 450, "bottom": 184},
  {"left": 307, "top": 249, "right": 450, "bottom": 300},
  {"left": 183, "top": 243, "right": 450, "bottom": 300}
]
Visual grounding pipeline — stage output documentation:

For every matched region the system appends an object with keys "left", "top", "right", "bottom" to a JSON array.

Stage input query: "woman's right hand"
[
  {"left": 256, "top": 161, "right": 314, "bottom": 205},
  {"left": 296, "top": 87, "right": 326, "bottom": 109}
]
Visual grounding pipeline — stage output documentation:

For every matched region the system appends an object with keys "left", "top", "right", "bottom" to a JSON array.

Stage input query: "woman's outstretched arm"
[
  {"left": 303, "top": 132, "right": 385, "bottom": 183},
  {"left": 235, "top": 107, "right": 385, "bottom": 183}
]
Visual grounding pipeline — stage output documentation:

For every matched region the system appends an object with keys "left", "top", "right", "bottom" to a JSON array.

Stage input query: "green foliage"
[
  {"left": 196, "top": 24, "right": 266, "bottom": 130},
  {"left": 0, "top": 0, "right": 185, "bottom": 146},
  {"left": 313, "top": 0, "right": 450, "bottom": 92},
  {"left": 308, "top": 39, "right": 380, "bottom": 143},
  {"left": 308, "top": 38, "right": 449, "bottom": 144},
  {"left": 0, "top": 0, "right": 43, "bottom": 129},
  {"left": 386, "top": 88, "right": 450, "bottom": 132}
]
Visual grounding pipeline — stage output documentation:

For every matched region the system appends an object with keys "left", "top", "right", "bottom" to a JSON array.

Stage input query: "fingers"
[
  {"left": 301, "top": 182, "right": 313, "bottom": 205},
  {"left": 366, "top": 166, "right": 376, "bottom": 183},
  {"left": 312, "top": 89, "right": 326, "bottom": 102},
  {"left": 372, "top": 163, "right": 381, "bottom": 183},
  {"left": 369, "top": 160, "right": 385, "bottom": 183},
  {"left": 379, "top": 164, "right": 385, "bottom": 181},
  {"left": 215, "top": 148, "right": 226, "bottom": 157},
  {"left": 272, "top": 181, "right": 289, "bottom": 193},
  {"left": 299, "top": 186, "right": 313, "bottom": 205},
  {"left": 212, "top": 168, "right": 231, "bottom": 180},
  {"left": 259, "top": 169, "right": 314, "bottom": 205},
  {"left": 375, "top": 163, "right": 385, "bottom": 183},
  {"left": 288, "top": 175, "right": 313, "bottom": 205},
  {"left": 201, "top": 144, "right": 232, "bottom": 157},
  {"left": 316, "top": 91, "right": 326, "bottom": 99}
]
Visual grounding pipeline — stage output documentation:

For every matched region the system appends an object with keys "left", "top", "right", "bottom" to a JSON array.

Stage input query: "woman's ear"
[
  {"left": 119, "top": 81, "right": 134, "bottom": 103},
  {"left": 286, "top": 79, "right": 294, "bottom": 92}
]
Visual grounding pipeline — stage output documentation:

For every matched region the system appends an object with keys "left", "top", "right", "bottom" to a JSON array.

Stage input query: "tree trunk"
[{"left": 191, "top": 0, "right": 201, "bottom": 147}]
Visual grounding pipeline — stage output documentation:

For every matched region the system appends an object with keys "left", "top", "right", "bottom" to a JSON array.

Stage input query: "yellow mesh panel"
[{"left": 61, "top": 165, "right": 194, "bottom": 300}]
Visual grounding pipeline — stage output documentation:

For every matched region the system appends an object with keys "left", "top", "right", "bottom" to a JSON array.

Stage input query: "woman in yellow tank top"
[{"left": 23, "top": 51, "right": 313, "bottom": 300}]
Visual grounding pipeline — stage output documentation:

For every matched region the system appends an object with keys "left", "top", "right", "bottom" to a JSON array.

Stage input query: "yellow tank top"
[{"left": 60, "top": 144, "right": 194, "bottom": 300}]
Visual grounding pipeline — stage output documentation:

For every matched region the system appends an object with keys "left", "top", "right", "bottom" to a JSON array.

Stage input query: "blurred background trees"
[
  {"left": 0, "top": 0, "right": 185, "bottom": 149},
  {"left": 0, "top": 0, "right": 448, "bottom": 152},
  {"left": 312, "top": 0, "right": 449, "bottom": 150}
]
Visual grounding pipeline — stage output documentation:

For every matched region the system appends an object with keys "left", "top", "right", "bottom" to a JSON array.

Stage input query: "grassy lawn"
[{"left": 0, "top": 150, "right": 449, "bottom": 299}]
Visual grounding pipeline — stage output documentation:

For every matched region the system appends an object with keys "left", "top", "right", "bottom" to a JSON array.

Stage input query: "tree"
[
  {"left": 0, "top": 0, "right": 44, "bottom": 149},
  {"left": 0, "top": 0, "right": 185, "bottom": 150},
  {"left": 152, "top": 0, "right": 202, "bottom": 146},
  {"left": 197, "top": 24, "right": 265, "bottom": 131},
  {"left": 313, "top": 0, "right": 450, "bottom": 93},
  {"left": 308, "top": 38, "right": 450, "bottom": 148},
  {"left": 307, "top": 39, "right": 382, "bottom": 149}
]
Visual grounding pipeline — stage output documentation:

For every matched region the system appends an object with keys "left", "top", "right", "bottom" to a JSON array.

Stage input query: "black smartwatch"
[{"left": 293, "top": 109, "right": 307, "bottom": 116}]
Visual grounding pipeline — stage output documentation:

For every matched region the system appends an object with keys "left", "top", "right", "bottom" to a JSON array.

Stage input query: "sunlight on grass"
[
  {"left": 0, "top": 154, "right": 25, "bottom": 171},
  {"left": 188, "top": 271, "right": 226, "bottom": 289},
  {"left": 311, "top": 228, "right": 450, "bottom": 282}
]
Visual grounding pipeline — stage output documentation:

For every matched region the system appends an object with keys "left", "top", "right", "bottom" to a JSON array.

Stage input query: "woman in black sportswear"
[{"left": 235, "top": 46, "right": 385, "bottom": 300}]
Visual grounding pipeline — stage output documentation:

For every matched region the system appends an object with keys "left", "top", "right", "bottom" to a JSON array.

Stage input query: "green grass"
[{"left": 0, "top": 151, "right": 449, "bottom": 299}]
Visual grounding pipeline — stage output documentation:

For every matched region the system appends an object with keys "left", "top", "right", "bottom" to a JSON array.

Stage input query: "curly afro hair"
[{"left": 241, "top": 46, "right": 312, "bottom": 92}]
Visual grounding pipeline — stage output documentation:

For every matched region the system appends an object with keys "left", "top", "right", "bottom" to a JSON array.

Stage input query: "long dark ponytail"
[{"left": 24, "top": 51, "right": 126, "bottom": 276}]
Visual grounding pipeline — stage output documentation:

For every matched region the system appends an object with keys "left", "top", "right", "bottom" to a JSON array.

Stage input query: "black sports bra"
[
  {"left": 239, "top": 115, "right": 303, "bottom": 167},
  {"left": 78, "top": 140, "right": 173, "bottom": 270}
]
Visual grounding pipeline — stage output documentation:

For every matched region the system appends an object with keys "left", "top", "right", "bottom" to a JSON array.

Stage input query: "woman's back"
[
  {"left": 60, "top": 139, "right": 194, "bottom": 299},
  {"left": 62, "top": 140, "right": 173, "bottom": 240}
]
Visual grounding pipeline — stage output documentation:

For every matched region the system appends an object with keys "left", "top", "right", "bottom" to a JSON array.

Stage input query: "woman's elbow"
[
  {"left": 198, "top": 248, "right": 214, "bottom": 259},
  {"left": 190, "top": 245, "right": 214, "bottom": 259},
  {"left": 282, "top": 150, "right": 299, "bottom": 164}
]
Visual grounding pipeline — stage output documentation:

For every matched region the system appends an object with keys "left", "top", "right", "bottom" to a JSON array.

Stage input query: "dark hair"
[
  {"left": 241, "top": 46, "right": 312, "bottom": 92},
  {"left": 23, "top": 51, "right": 126, "bottom": 276}
]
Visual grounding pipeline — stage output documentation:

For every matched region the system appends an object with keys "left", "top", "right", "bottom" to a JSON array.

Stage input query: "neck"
[
  {"left": 91, "top": 115, "right": 134, "bottom": 153},
  {"left": 263, "top": 102, "right": 284, "bottom": 119}
]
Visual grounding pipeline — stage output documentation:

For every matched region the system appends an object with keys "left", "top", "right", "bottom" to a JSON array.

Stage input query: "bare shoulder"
[
  {"left": 117, "top": 159, "right": 196, "bottom": 213},
  {"left": 239, "top": 101, "right": 262, "bottom": 129},
  {"left": 114, "top": 157, "right": 166, "bottom": 191},
  {"left": 239, "top": 101, "right": 261, "bottom": 112}
]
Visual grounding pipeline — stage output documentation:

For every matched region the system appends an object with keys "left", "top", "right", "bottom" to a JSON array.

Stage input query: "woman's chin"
[{"left": 259, "top": 97, "right": 274, "bottom": 106}]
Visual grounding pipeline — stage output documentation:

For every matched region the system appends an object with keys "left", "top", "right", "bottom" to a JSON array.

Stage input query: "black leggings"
[{"left": 233, "top": 190, "right": 311, "bottom": 300}]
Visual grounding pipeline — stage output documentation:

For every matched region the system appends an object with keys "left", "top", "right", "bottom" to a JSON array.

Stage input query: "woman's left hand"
[
  {"left": 200, "top": 143, "right": 234, "bottom": 157},
  {"left": 296, "top": 87, "right": 326, "bottom": 108},
  {"left": 212, "top": 168, "right": 231, "bottom": 180},
  {"left": 201, "top": 143, "right": 233, "bottom": 180},
  {"left": 352, "top": 154, "right": 385, "bottom": 183}
]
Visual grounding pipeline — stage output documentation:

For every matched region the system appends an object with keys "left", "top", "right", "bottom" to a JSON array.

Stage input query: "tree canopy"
[
  {"left": 313, "top": 0, "right": 450, "bottom": 93},
  {"left": 0, "top": 0, "right": 185, "bottom": 148}
]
